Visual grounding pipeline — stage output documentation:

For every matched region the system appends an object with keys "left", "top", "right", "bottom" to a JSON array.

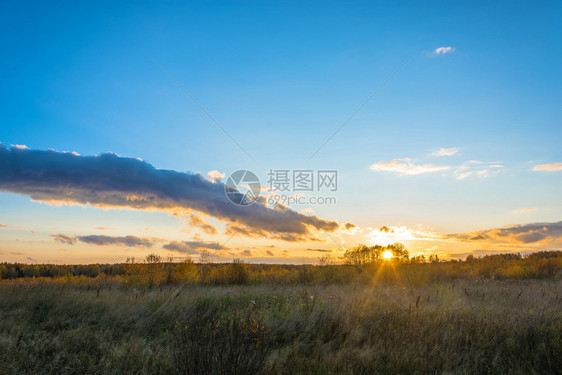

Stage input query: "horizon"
[
  {"left": 2, "top": 247, "right": 559, "bottom": 268},
  {"left": 0, "top": 245, "right": 558, "bottom": 266}
]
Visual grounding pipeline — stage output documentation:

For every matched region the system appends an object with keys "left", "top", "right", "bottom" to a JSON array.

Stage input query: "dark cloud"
[
  {"left": 51, "top": 234, "right": 77, "bottom": 245},
  {"left": 225, "top": 224, "right": 322, "bottom": 242},
  {"left": 0, "top": 145, "right": 339, "bottom": 240},
  {"left": 445, "top": 221, "right": 562, "bottom": 245},
  {"left": 163, "top": 240, "right": 226, "bottom": 254},
  {"left": 51, "top": 232, "right": 225, "bottom": 252},
  {"left": 306, "top": 248, "right": 332, "bottom": 253},
  {"left": 241, "top": 250, "right": 252, "bottom": 257},
  {"left": 225, "top": 224, "right": 264, "bottom": 237},
  {"left": 77, "top": 235, "right": 153, "bottom": 247},
  {"left": 265, "top": 250, "right": 274, "bottom": 256},
  {"left": 344, "top": 223, "right": 356, "bottom": 230},
  {"left": 379, "top": 225, "right": 394, "bottom": 233}
]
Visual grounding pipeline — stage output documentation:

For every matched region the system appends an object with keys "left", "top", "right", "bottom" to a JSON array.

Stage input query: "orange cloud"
[
  {"left": 514, "top": 208, "right": 538, "bottom": 214},
  {"left": 533, "top": 163, "right": 562, "bottom": 171},
  {"left": 186, "top": 213, "right": 218, "bottom": 235},
  {"left": 207, "top": 170, "right": 225, "bottom": 182}
]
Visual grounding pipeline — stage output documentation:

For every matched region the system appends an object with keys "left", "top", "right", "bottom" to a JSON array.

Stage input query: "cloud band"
[{"left": 0, "top": 144, "right": 339, "bottom": 239}]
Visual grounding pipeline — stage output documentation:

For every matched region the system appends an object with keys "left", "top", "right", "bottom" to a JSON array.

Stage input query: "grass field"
[{"left": 1, "top": 277, "right": 561, "bottom": 374}]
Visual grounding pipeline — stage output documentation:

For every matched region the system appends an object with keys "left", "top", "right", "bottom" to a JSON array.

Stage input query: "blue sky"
[{"left": 1, "top": 0, "right": 561, "bottom": 263}]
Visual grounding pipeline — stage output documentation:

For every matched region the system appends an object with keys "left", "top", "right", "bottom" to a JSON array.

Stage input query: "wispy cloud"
[
  {"left": 51, "top": 234, "right": 77, "bottom": 245},
  {"left": 77, "top": 235, "right": 154, "bottom": 247},
  {"left": 455, "top": 171, "right": 473, "bottom": 180},
  {"left": 370, "top": 156, "right": 503, "bottom": 179},
  {"left": 514, "top": 207, "right": 538, "bottom": 214},
  {"left": 431, "top": 147, "right": 459, "bottom": 157},
  {"left": 0, "top": 144, "right": 340, "bottom": 241},
  {"left": 434, "top": 46, "right": 454, "bottom": 55},
  {"left": 370, "top": 158, "right": 451, "bottom": 175},
  {"left": 453, "top": 160, "right": 503, "bottom": 180},
  {"left": 534, "top": 163, "right": 562, "bottom": 171},
  {"left": 51, "top": 233, "right": 154, "bottom": 247},
  {"left": 306, "top": 248, "right": 332, "bottom": 253},
  {"left": 163, "top": 240, "right": 225, "bottom": 254},
  {"left": 183, "top": 213, "right": 217, "bottom": 235}
]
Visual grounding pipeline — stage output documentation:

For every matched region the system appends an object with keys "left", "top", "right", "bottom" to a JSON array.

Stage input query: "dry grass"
[{"left": 0, "top": 279, "right": 561, "bottom": 374}]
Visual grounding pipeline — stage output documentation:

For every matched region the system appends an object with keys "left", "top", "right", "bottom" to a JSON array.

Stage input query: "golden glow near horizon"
[
  {"left": 382, "top": 250, "right": 393, "bottom": 260},
  {"left": 366, "top": 226, "right": 440, "bottom": 246}
]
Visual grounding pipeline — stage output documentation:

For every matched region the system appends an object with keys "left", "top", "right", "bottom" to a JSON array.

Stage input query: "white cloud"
[
  {"left": 533, "top": 163, "right": 562, "bottom": 171},
  {"left": 455, "top": 171, "right": 473, "bottom": 180},
  {"left": 431, "top": 147, "right": 459, "bottom": 157},
  {"left": 207, "top": 170, "right": 225, "bottom": 182},
  {"left": 434, "top": 46, "right": 454, "bottom": 55},
  {"left": 370, "top": 158, "right": 451, "bottom": 175},
  {"left": 476, "top": 169, "right": 489, "bottom": 177},
  {"left": 371, "top": 151, "right": 503, "bottom": 180},
  {"left": 454, "top": 161, "right": 503, "bottom": 180}
]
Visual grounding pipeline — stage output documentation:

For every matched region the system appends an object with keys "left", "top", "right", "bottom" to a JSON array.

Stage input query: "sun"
[{"left": 382, "top": 250, "right": 393, "bottom": 260}]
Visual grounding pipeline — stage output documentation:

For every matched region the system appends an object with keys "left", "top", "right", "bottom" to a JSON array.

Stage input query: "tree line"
[{"left": 1, "top": 245, "right": 561, "bottom": 286}]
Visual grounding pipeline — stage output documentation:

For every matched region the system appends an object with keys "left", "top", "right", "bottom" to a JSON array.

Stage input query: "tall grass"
[{"left": 0, "top": 279, "right": 560, "bottom": 374}]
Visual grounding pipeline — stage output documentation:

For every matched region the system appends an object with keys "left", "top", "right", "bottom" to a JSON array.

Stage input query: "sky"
[{"left": 1, "top": 0, "right": 561, "bottom": 264}]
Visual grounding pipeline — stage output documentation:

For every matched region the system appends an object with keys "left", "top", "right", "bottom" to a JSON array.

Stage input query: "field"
[{"left": 1, "top": 271, "right": 561, "bottom": 374}]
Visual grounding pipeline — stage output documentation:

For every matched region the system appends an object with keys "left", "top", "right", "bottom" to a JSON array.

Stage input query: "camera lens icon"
[{"left": 224, "top": 170, "right": 261, "bottom": 206}]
